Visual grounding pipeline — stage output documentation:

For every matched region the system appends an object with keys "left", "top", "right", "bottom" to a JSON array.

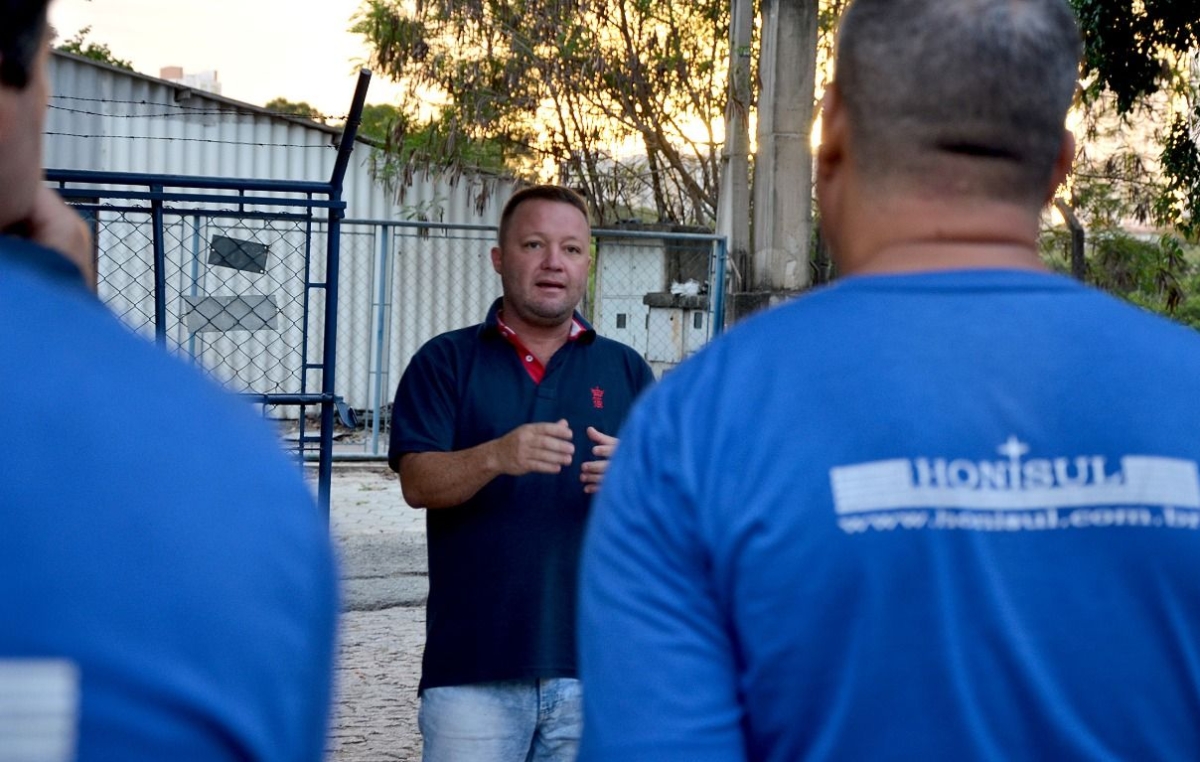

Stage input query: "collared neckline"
[{"left": 488, "top": 300, "right": 594, "bottom": 383}]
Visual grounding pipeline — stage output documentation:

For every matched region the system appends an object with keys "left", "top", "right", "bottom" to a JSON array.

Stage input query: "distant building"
[{"left": 159, "top": 65, "right": 222, "bottom": 96}]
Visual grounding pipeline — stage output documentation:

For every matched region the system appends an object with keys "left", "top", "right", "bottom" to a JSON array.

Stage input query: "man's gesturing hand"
[
  {"left": 496, "top": 418, "right": 575, "bottom": 475},
  {"left": 581, "top": 426, "right": 618, "bottom": 495}
]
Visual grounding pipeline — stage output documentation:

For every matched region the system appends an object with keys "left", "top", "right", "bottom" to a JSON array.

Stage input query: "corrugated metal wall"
[
  {"left": 45, "top": 51, "right": 515, "bottom": 225},
  {"left": 45, "top": 51, "right": 518, "bottom": 413}
]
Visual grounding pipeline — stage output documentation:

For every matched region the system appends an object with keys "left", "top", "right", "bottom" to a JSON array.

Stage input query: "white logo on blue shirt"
[{"left": 830, "top": 437, "right": 1200, "bottom": 534}]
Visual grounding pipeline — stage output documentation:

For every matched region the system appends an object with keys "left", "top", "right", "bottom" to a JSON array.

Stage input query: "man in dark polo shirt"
[{"left": 388, "top": 185, "right": 655, "bottom": 762}]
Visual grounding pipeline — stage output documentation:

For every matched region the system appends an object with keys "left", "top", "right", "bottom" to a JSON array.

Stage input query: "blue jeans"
[{"left": 419, "top": 678, "right": 582, "bottom": 762}]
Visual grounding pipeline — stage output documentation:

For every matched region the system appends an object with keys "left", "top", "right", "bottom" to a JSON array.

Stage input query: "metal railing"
[
  {"left": 329, "top": 219, "right": 728, "bottom": 459},
  {"left": 44, "top": 72, "right": 373, "bottom": 512}
]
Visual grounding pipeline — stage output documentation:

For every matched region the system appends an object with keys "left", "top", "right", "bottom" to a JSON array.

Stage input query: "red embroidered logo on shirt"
[{"left": 591, "top": 387, "right": 605, "bottom": 409}]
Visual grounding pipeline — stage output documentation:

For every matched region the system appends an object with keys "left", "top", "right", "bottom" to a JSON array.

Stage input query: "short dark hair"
[
  {"left": 835, "top": 0, "right": 1082, "bottom": 204},
  {"left": 497, "top": 185, "right": 591, "bottom": 247},
  {"left": 0, "top": 0, "right": 51, "bottom": 89}
]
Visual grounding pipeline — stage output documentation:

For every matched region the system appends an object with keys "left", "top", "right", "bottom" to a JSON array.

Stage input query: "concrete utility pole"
[
  {"left": 717, "top": 0, "right": 754, "bottom": 297},
  {"left": 751, "top": 0, "right": 818, "bottom": 298}
]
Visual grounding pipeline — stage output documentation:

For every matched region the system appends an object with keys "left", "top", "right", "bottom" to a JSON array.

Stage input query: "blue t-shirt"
[
  {"left": 0, "top": 236, "right": 338, "bottom": 761},
  {"left": 390, "top": 298, "right": 654, "bottom": 691},
  {"left": 580, "top": 269, "right": 1200, "bottom": 761}
]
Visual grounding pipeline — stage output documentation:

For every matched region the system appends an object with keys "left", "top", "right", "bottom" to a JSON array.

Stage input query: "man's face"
[
  {"left": 491, "top": 198, "right": 591, "bottom": 330},
  {"left": 0, "top": 26, "right": 50, "bottom": 231}
]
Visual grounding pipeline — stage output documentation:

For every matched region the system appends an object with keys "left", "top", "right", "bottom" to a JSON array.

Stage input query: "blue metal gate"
[{"left": 44, "top": 73, "right": 371, "bottom": 514}]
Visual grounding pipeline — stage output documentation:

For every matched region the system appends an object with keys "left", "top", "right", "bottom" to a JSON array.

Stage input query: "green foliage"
[
  {"left": 379, "top": 109, "right": 507, "bottom": 175},
  {"left": 1070, "top": 1, "right": 1200, "bottom": 239},
  {"left": 1041, "top": 228, "right": 1200, "bottom": 330},
  {"left": 1090, "top": 232, "right": 1185, "bottom": 310},
  {"left": 351, "top": 0, "right": 734, "bottom": 225},
  {"left": 355, "top": 103, "right": 403, "bottom": 143},
  {"left": 1072, "top": 0, "right": 1200, "bottom": 113},
  {"left": 56, "top": 26, "right": 134, "bottom": 71},
  {"left": 353, "top": 100, "right": 509, "bottom": 215},
  {"left": 1172, "top": 269, "right": 1200, "bottom": 330},
  {"left": 1054, "top": 1, "right": 1200, "bottom": 324},
  {"left": 264, "top": 98, "right": 324, "bottom": 122},
  {"left": 1156, "top": 110, "right": 1200, "bottom": 240}
]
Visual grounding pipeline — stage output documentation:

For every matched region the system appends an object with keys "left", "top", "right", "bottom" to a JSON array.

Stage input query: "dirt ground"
[
  {"left": 324, "top": 465, "right": 426, "bottom": 762},
  {"left": 327, "top": 607, "right": 425, "bottom": 761}
]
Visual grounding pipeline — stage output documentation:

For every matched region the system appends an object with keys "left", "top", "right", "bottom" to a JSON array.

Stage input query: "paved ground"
[{"left": 322, "top": 465, "right": 428, "bottom": 762}]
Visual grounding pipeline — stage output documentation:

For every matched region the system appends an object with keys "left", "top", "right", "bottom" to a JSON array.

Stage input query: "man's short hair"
[
  {"left": 498, "top": 185, "right": 591, "bottom": 247},
  {"left": 835, "top": 0, "right": 1082, "bottom": 204},
  {"left": 0, "top": 0, "right": 51, "bottom": 89}
]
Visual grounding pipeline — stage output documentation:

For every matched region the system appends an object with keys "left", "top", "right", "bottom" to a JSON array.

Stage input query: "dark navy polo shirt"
[{"left": 389, "top": 298, "right": 655, "bottom": 692}]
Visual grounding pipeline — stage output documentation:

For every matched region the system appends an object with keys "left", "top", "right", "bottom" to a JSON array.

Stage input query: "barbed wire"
[
  {"left": 49, "top": 103, "right": 335, "bottom": 121},
  {"left": 47, "top": 100, "right": 716, "bottom": 193},
  {"left": 49, "top": 94, "right": 350, "bottom": 123},
  {"left": 45, "top": 130, "right": 337, "bottom": 149}
]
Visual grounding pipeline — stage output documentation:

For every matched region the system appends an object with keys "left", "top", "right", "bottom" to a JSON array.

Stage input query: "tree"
[
  {"left": 353, "top": 102, "right": 503, "bottom": 170},
  {"left": 352, "top": 0, "right": 734, "bottom": 226},
  {"left": 56, "top": 26, "right": 134, "bottom": 71},
  {"left": 1073, "top": 1, "right": 1200, "bottom": 114},
  {"left": 365, "top": 106, "right": 509, "bottom": 201},
  {"left": 1033, "top": 2, "right": 1200, "bottom": 328},
  {"left": 357, "top": 103, "right": 402, "bottom": 144},
  {"left": 1070, "top": 1, "right": 1200, "bottom": 238},
  {"left": 264, "top": 97, "right": 325, "bottom": 122}
]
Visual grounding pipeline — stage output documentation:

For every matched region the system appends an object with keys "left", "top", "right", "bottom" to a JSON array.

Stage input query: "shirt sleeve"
[
  {"left": 387, "top": 338, "right": 461, "bottom": 471},
  {"left": 578, "top": 384, "right": 747, "bottom": 762}
]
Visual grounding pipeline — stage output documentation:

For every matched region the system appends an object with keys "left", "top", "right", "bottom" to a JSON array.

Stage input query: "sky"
[{"left": 49, "top": 0, "right": 407, "bottom": 119}]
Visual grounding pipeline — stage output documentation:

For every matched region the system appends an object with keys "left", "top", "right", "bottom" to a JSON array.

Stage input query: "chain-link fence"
[
  {"left": 48, "top": 171, "right": 728, "bottom": 469},
  {"left": 331, "top": 220, "right": 728, "bottom": 458},
  {"left": 99, "top": 211, "right": 320, "bottom": 389},
  {"left": 49, "top": 169, "right": 350, "bottom": 511}
]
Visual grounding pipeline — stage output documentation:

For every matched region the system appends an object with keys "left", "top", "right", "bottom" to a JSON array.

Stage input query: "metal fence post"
[
  {"left": 151, "top": 185, "right": 167, "bottom": 348},
  {"left": 318, "top": 69, "right": 372, "bottom": 515},
  {"left": 713, "top": 237, "right": 728, "bottom": 337},
  {"left": 370, "top": 223, "right": 391, "bottom": 456},
  {"left": 186, "top": 214, "right": 202, "bottom": 360}
]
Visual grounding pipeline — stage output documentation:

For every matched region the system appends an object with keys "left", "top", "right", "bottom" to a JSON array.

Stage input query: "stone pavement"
[{"left": 323, "top": 465, "right": 427, "bottom": 762}]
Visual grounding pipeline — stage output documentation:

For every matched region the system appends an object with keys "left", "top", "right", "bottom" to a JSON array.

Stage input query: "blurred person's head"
[
  {"left": 0, "top": 0, "right": 50, "bottom": 89},
  {"left": 815, "top": 0, "right": 1082, "bottom": 273},
  {"left": 832, "top": 0, "right": 1080, "bottom": 205},
  {"left": 0, "top": 0, "right": 53, "bottom": 231}
]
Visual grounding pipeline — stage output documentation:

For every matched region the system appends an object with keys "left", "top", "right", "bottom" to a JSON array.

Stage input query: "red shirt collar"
[{"left": 496, "top": 311, "right": 587, "bottom": 383}]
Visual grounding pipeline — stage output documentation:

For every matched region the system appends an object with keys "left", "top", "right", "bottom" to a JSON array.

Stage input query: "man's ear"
[
  {"left": 816, "top": 83, "right": 847, "bottom": 183},
  {"left": 1046, "top": 129, "right": 1075, "bottom": 204},
  {"left": 490, "top": 245, "right": 503, "bottom": 274},
  {"left": 815, "top": 83, "right": 849, "bottom": 236}
]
